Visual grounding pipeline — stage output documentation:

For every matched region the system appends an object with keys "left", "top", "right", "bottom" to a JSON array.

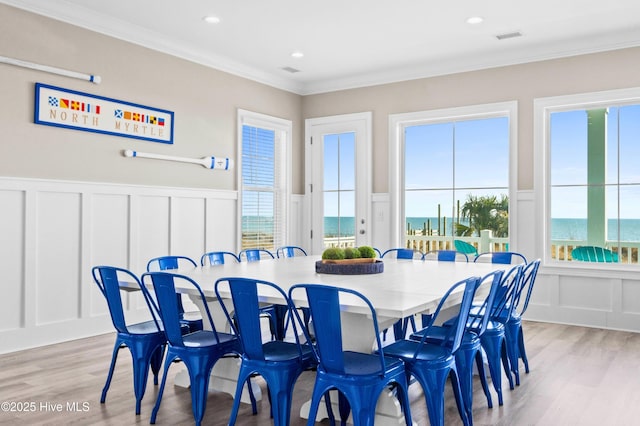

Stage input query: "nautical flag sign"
[{"left": 35, "top": 83, "right": 174, "bottom": 144}]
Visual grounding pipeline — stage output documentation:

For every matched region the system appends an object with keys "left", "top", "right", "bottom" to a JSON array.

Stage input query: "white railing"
[{"left": 323, "top": 231, "right": 639, "bottom": 264}]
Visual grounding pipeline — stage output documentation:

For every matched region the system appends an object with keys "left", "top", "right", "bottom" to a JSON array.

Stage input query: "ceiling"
[{"left": 4, "top": 0, "right": 640, "bottom": 95}]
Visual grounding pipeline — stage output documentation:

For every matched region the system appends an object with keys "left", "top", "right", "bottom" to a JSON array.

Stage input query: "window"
[
  {"left": 238, "top": 110, "right": 291, "bottom": 251},
  {"left": 535, "top": 88, "right": 640, "bottom": 267},
  {"left": 390, "top": 102, "right": 517, "bottom": 253}
]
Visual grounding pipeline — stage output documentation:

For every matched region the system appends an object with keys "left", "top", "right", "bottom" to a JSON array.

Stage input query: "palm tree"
[{"left": 456, "top": 194, "right": 509, "bottom": 237}]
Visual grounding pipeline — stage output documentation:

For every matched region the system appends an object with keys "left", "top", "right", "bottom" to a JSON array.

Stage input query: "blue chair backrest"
[
  {"left": 490, "top": 263, "right": 525, "bottom": 320},
  {"left": 571, "top": 246, "right": 618, "bottom": 262},
  {"left": 414, "top": 276, "right": 480, "bottom": 356},
  {"left": 239, "top": 249, "right": 275, "bottom": 262},
  {"left": 424, "top": 250, "right": 468, "bottom": 262},
  {"left": 289, "top": 284, "right": 386, "bottom": 376},
  {"left": 474, "top": 251, "right": 527, "bottom": 265},
  {"left": 381, "top": 248, "right": 422, "bottom": 260},
  {"left": 92, "top": 266, "right": 162, "bottom": 334},
  {"left": 146, "top": 255, "right": 197, "bottom": 271},
  {"left": 513, "top": 259, "right": 541, "bottom": 316},
  {"left": 142, "top": 272, "right": 222, "bottom": 347},
  {"left": 215, "top": 277, "right": 306, "bottom": 360},
  {"left": 200, "top": 251, "right": 240, "bottom": 266},
  {"left": 276, "top": 246, "right": 308, "bottom": 258},
  {"left": 466, "top": 270, "right": 504, "bottom": 335}
]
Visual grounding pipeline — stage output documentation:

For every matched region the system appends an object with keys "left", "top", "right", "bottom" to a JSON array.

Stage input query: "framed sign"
[{"left": 34, "top": 83, "right": 174, "bottom": 144}]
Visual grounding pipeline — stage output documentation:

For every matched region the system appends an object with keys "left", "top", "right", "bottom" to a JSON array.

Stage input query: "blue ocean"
[{"left": 323, "top": 217, "right": 640, "bottom": 241}]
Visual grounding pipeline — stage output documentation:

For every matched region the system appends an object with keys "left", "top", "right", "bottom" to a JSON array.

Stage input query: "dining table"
[{"left": 154, "top": 254, "right": 504, "bottom": 426}]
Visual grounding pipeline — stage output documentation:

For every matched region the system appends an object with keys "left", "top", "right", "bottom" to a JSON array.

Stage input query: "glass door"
[{"left": 306, "top": 113, "right": 371, "bottom": 254}]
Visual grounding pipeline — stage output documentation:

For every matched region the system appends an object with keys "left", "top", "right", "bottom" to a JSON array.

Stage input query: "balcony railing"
[{"left": 323, "top": 231, "right": 639, "bottom": 265}]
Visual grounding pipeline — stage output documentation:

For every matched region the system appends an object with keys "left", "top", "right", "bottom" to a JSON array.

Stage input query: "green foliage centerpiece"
[{"left": 316, "top": 246, "right": 383, "bottom": 274}]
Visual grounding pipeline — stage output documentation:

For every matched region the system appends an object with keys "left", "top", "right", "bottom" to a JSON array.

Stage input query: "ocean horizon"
[
  {"left": 322, "top": 216, "right": 640, "bottom": 241},
  {"left": 242, "top": 216, "right": 640, "bottom": 241}
]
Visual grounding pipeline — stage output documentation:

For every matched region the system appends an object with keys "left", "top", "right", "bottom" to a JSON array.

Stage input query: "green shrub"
[
  {"left": 322, "top": 247, "right": 345, "bottom": 260},
  {"left": 357, "top": 246, "right": 376, "bottom": 258},
  {"left": 344, "top": 247, "right": 361, "bottom": 259}
]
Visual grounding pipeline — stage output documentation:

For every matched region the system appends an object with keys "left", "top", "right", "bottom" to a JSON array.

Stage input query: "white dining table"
[{"left": 160, "top": 255, "right": 503, "bottom": 426}]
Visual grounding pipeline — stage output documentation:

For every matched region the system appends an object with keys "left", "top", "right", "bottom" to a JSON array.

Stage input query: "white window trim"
[
  {"left": 389, "top": 101, "right": 518, "bottom": 248},
  {"left": 237, "top": 109, "right": 292, "bottom": 250},
  {"left": 534, "top": 87, "right": 640, "bottom": 275}
]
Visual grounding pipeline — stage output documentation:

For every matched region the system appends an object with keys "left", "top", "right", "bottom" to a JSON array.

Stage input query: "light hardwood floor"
[{"left": 1, "top": 321, "right": 640, "bottom": 425}]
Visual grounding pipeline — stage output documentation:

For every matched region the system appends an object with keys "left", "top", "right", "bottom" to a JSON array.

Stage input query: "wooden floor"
[{"left": 2, "top": 320, "right": 640, "bottom": 425}]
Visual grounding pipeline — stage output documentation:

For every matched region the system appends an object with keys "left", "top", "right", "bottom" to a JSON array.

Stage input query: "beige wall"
[
  {"left": 302, "top": 47, "right": 640, "bottom": 193},
  {"left": 0, "top": 4, "right": 304, "bottom": 193},
  {"left": 2, "top": 3, "right": 640, "bottom": 196}
]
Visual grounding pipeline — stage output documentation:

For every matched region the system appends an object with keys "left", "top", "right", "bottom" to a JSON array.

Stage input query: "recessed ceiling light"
[
  {"left": 466, "top": 16, "right": 484, "bottom": 25},
  {"left": 291, "top": 51, "right": 304, "bottom": 59},
  {"left": 203, "top": 15, "right": 220, "bottom": 24}
]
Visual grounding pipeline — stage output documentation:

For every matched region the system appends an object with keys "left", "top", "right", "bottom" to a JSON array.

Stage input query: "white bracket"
[{"left": 122, "top": 149, "right": 233, "bottom": 170}]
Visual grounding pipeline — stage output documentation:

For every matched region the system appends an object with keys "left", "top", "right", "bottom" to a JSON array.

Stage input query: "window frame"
[
  {"left": 534, "top": 87, "right": 640, "bottom": 274},
  {"left": 237, "top": 109, "right": 292, "bottom": 251},
  {"left": 389, "top": 101, "right": 518, "bottom": 249}
]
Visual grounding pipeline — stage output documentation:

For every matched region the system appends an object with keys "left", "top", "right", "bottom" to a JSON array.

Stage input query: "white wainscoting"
[{"left": 0, "top": 177, "right": 241, "bottom": 354}]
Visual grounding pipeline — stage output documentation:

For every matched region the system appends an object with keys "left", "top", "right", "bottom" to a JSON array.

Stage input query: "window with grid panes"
[{"left": 238, "top": 110, "right": 290, "bottom": 251}]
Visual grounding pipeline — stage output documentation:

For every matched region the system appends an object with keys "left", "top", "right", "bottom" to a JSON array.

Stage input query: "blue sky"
[{"left": 320, "top": 105, "right": 640, "bottom": 223}]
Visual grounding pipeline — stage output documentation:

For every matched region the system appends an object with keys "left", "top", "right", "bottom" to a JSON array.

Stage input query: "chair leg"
[
  {"left": 504, "top": 321, "right": 522, "bottom": 386},
  {"left": 500, "top": 338, "right": 516, "bottom": 389},
  {"left": 518, "top": 327, "right": 530, "bottom": 374},
  {"left": 480, "top": 334, "right": 508, "bottom": 406},
  {"left": 475, "top": 350, "right": 493, "bottom": 409},
  {"left": 411, "top": 367, "right": 452, "bottom": 426},
  {"left": 150, "top": 355, "right": 175, "bottom": 424},
  {"left": 454, "top": 347, "right": 477, "bottom": 421},
  {"left": 449, "top": 368, "right": 471, "bottom": 426},
  {"left": 100, "top": 341, "right": 123, "bottom": 404}
]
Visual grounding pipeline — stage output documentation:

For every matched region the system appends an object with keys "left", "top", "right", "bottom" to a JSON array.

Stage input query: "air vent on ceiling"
[
  {"left": 496, "top": 31, "right": 522, "bottom": 40},
  {"left": 281, "top": 66, "right": 300, "bottom": 73}
]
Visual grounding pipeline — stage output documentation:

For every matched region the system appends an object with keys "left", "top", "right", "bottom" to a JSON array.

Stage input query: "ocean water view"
[{"left": 322, "top": 216, "right": 640, "bottom": 241}]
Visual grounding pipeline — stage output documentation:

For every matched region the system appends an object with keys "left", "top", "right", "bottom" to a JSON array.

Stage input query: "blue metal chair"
[
  {"left": 496, "top": 259, "right": 541, "bottom": 385},
  {"left": 423, "top": 250, "right": 469, "bottom": 262},
  {"left": 474, "top": 251, "right": 527, "bottom": 265},
  {"left": 200, "top": 251, "right": 240, "bottom": 266},
  {"left": 142, "top": 271, "right": 248, "bottom": 426},
  {"left": 382, "top": 276, "right": 479, "bottom": 426},
  {"left": 276, "top": 246, "right": 308, "bottom": 258},
  {"left": 215, "top": 277, "right": 316, "bottom": 426},
  {"left": 238, "top": 248, "right": 282, "bottom": 340},
  {"left": 381, "top": 248, "right": 424, "bottom": 339},
  {"left": 146, "top": 256, "right": 203, "bottom": 333},
  {"left": 289, "top": 284, "right": 413, "bottom": 426},
  {"left": 239, "top": 248, "right": 276, "bottom": 262},
  {"left": 91, "top": 266, "right": 166, "bottom": 415},
  {"left": 410, "top": 270, "right": 504, "bottom": 420},
  {"left": 381, "top": 247, "right": 424, "bottom": 260},
  {"left": 467, "top": 263, "right": 525, "bottom": 404},
  {"left": 571, "top": 246, "right": 619, "bottom": 262}
]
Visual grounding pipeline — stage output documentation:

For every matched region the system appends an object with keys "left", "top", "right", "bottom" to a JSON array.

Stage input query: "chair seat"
[
  {"left": 182, "top": 330, "right": 237, "bottom": 348},
  {"left": 337, "top": 351, "right": 405, "bottom": 376},
  {"left": 383, "top": 339, "right": 455, "bottom": 369},
  {"left": 127, "top": 320, "right": 167, "bottom": 335},
  {"left": 410, "top": 326, "right": 480, "bottom": 349},
  {"left": 262, "top": 340, "right": 314, "bottom": 362}
]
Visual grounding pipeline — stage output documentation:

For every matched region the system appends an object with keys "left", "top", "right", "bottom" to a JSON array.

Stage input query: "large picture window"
[
  {"left": 390, "top": 102, "right": 516, "bottom": 254},
  {"left": 238, "top": 110, "right": 291, "bottom": 251},
  {"left": 535, "top": 88, "right": 640, "bottom": 267}
]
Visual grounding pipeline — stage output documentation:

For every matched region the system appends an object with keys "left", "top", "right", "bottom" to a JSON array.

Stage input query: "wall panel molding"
[{"left": 0, "top": 176, "right": 238, "bottom": 354}]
